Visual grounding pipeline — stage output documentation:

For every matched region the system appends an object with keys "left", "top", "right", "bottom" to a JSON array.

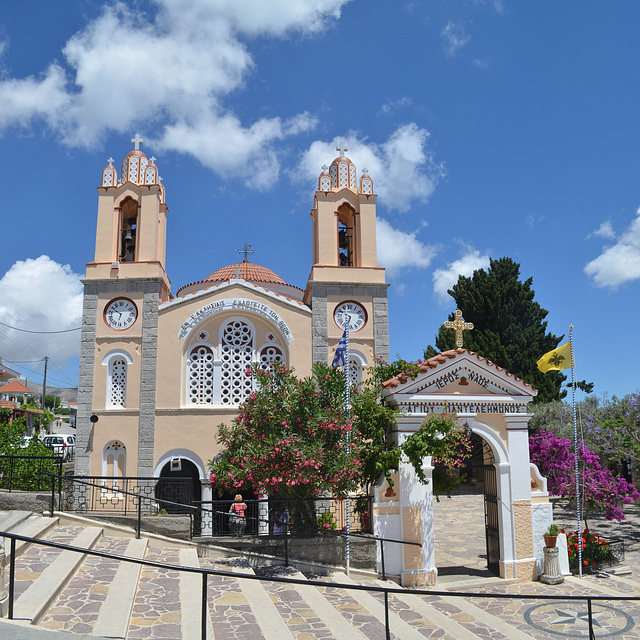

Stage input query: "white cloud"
[
  {"left": 376, "top": 218, "right": 439, "bottom": 274},
  {"left": 584, "top": 209, "right": 640, "bottom": 288},
  {"left": 296, "top": 124, "right": 445, "bottom": 212},
  {"left": 0, "top": 256, "right": 83, "bottom": 366},
  {"left": 588, "top": 220, "right": 616, "bottom": 240},
  {"left": 0, "top": 1, "right": 349, "bottom": 183},
  {"left": 441, "top": 21, "right": 470, "bottom": 56},
  {"left": 432, "top": 249, "right": 490, "bottom": 303}
]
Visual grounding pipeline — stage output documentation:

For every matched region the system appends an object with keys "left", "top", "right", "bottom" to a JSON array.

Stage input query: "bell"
[
  {"left": 124, "top": 230, "right": 133, "bottom": 243},
  {"left": 338, "top": 229, "right": 349, "bottom": 249}
]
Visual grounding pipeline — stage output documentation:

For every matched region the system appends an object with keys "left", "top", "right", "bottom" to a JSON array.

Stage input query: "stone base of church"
[
  {"left": 401, "top": 569, "right": 428, "bottom": 587},
  {"left": 500, "top": 558, "right": 537, "bottom": 581}
]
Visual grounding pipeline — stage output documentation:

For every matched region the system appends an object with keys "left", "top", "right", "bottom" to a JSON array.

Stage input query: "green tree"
[
  {"left": 45, "top": 395, "right": 61, "bottom": 410},
  {"left": 424, "top": 257, "right": 565, "bottom": 403},
  {"left": 209, "top": 362, "right": 401, "bottom": 500}
]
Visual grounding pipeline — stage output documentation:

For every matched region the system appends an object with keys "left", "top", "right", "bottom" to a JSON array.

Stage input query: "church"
[
  {"left": 75, "top": 138, "right": 390, "bottom": 499},
  {"left": 76, "top": 137, "right": 551, "bottom": 584}
]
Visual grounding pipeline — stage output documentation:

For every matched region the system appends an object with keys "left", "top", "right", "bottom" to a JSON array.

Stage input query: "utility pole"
[{"left": 41, "top": 356, "right": 48, "bottom": 432}]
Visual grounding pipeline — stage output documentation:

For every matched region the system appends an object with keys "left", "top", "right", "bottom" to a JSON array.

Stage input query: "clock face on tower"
[
  {"left": 105, "top": 298, "right": 138, "bottom": 330},
  {"left": 334, "top": 301, "right": 367, "bottom": 332}
]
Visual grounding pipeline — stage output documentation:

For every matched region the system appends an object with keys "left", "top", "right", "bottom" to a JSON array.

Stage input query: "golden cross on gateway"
[{"left": 443, "top": 309, "right": 473, "bottom": 349}]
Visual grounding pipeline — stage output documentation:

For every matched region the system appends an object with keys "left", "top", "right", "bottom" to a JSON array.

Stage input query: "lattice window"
[
  {"left": 259, "top": 345, "right": 284, "bottom": 373},
  {"left": 108, "top": 358, "right": 127, "bottom": 407},
  {"left": 339, "top": 162, "right": 348, "bottom": 188},
  {"left": 188, "top": 345, "right": 215, "bottom": 404},
  {"left": 348, "top": 355, "right": 363, "bottom": 385},
  {"left": 220, "top": 320, "right": 254, "bottom": 405}
]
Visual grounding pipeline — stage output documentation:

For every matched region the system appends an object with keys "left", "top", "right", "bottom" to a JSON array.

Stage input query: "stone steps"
[{"left": 0, "top": 514, "right": 547, "bottom": 640}]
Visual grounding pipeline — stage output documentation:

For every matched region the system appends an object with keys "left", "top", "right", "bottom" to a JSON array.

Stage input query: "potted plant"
[{"left": 543, "top": 524, "right": 560, "bottom": 548}]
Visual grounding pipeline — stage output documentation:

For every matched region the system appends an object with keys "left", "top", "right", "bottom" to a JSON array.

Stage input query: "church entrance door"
[{"left": 157, "top": 459, "right": 201, "bottom": 531}]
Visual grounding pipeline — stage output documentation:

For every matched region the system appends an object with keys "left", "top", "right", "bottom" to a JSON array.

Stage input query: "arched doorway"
[
  {"left": 433, "top": 433, "right": 500, "bottom": 580},
  {"left": 156, "top": 458, "right": 201, "bottom": 533}
]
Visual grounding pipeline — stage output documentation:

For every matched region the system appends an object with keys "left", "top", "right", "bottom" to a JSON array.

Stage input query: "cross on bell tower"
[
  {"left": 443, "top": 309, "right": 474, "bottom": 349},
  {"left": 336, "top": 141, "right": 348, "bottom": 156},
  {"left": 131, "top": 133, "right": 144, "bottom": 150}
]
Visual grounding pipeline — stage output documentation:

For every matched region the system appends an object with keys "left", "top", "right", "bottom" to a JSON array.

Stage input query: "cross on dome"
[
  {"left": 131, "top": 133, "right": 144, "bottom": 150},
  {"left": 443, "top": 309, "right": 474, "bottom": 349},
  {"left": 107, "top": 157, "right": 114, "bottom": 165},
  {"left": 336, "top": 142, "right": 348, "bottom": 156},
  {"left": 237, "top": 242, "right": 255, "bottom": 261},
  {"left": 149, "top": 156, "right": 157, "bottom": 164}
]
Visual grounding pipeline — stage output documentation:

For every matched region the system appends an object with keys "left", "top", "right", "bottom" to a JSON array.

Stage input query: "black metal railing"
[
  {"left": 193, "top": 495, "right": 373, "bottom": 538},
  {"left": 0, "top": 454, "right": 63, "bottom": 515},
  {"left": 196, "top": 504, "right": 418, "bottom": 580},
  {"left": 56, "top": 474, "right": 413, "bottom": 578},
  {"left": 2, "top": 529, "right": 638, "bottom": 640},
  {"left": 62, "top": 475, "right": 193, "bottom": 516}
]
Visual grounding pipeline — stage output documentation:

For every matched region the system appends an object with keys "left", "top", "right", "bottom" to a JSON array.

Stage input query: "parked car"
[{"left": 42, "top": 434, "right": 76, "bottom": 461}]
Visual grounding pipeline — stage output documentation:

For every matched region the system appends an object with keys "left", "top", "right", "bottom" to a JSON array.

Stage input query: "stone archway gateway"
[{"left": 372, "top": 348, "right": 553, "bottom": 587}]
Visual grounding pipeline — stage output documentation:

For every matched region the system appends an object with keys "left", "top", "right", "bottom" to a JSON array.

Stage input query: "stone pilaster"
[
  {"left": 137, "top": 282, "right": 161, "bottom": 477},
  {"left": 75, "top": 282, "right": 99, "bottom": 476}
]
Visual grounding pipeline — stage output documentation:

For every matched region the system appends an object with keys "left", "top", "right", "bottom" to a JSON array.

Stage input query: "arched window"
[
  {"left": 102, "top": 440, "right": 126, "bottom": 491},
  {"left": 348, "top": 351, "right": 367, "bottom": 385},
  {"left": 259, "top": 344, "right": 284, "bottom": 373},
  {"left": 220, "top": 319, "right": 254, "bottom": 405},
  {"left": 187, "top": 344, "right": 215, "bottom": 404},
  {"left": 103, "top": 351, "right": 132, "bottom": 408},
  {"left": 184, "top": 321, "right": 288, "bottom": 407}
]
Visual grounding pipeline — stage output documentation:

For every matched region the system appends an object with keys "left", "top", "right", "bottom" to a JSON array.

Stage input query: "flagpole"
[
  {"left": 345, "top": 314, "right": 351, "bottom": 577},
  {"left": 569, "top": 325, "right": 582, "bottom": 578}
]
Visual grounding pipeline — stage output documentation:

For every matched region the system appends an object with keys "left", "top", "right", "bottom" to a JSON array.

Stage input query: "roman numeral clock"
[
  {"left": 104, "top": 298, "right": 138, "bottom": 330},
  {"left": 334, "top": 301, "right": 367, "bottom": 332}
]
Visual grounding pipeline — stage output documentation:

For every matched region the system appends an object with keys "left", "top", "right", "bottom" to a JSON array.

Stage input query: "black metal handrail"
[
  {"left": 201, "top": 505, "right": 421, "bottom": 579},
  {"left": 46, "top": 473, "right": 200, "bottom": 539},
  {"left": 2, "top": 529, "right": 638, "bottom": 640}
]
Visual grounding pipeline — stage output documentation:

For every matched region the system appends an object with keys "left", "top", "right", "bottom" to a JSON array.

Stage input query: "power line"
[{"left": 0, "top": 320, "right": 81, "bottom": 334}]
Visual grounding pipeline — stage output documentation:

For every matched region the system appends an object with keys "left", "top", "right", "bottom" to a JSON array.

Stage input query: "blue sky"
[{"left": 0, "top": 1, "right": 638, "bottom": 398}]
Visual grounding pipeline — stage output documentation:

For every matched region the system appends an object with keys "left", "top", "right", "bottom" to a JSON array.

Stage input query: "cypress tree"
[{"left": 424, "top": 257, "right": 565, "bottom": 403}]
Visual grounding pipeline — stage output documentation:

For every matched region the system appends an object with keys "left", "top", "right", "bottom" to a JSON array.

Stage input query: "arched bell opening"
[
  {"left": 119, "top": 197, "right": 138, "bottom": 262},
  {"left": 337, "top": 203, "right": 356, "bottom": 266}
]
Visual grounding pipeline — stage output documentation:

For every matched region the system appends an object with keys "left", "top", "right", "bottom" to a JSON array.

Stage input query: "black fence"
[
  {"left": 193, "top": 495, "right": 373, "bottom": 538},
  {"left": 2, "top": 529, "right": 638, "bottom": 640},
  {"left": 63, "top": 475, "right": 194, "bottom": 516},
  {"left": 0, "top": 454, "right": 63, "bottom": 493}
]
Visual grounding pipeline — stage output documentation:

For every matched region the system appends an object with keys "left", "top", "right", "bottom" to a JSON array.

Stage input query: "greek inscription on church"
[
  {"left": 178, "top": 298, "right": 293, "bottom": 342},
  {"left": 467, "top": 370, "right": 490, "bottom": 388},
  {"left": 402, "top": 402, "right": 525, "bottom": 414},
  {"left": 433, "top": 371, "right": 460, "bottom": 389}
]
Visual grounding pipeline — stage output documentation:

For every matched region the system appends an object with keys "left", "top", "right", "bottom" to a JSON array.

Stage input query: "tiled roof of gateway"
[{"left": 381, "top": 348, "right": 536, "bottom": 391}]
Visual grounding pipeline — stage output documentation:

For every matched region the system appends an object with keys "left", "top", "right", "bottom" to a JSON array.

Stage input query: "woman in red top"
[{"left": 229, "top": 494, "right": 247, "bottom": 537}]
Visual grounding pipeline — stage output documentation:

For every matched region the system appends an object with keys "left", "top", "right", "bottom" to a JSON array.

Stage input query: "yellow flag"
[{"left": 537, "top": 342, "right": 572, "bottom": 373}]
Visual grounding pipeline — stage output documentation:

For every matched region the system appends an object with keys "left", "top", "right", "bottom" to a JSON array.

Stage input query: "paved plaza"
[{"left": 431, "top": 492, "right": 640, "bottom": 639}]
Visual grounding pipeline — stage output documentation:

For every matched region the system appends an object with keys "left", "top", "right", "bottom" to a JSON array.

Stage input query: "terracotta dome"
[
  {"left": 203, "top": 260, "right": 286, "bottom": 285},
  {"left": 175, "top": 260, "right": 305, "bottom": 301}
]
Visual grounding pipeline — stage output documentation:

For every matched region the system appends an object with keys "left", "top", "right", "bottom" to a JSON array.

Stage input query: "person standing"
[{"left": 229, "top": 494, "right": 247, "bottom": 537}]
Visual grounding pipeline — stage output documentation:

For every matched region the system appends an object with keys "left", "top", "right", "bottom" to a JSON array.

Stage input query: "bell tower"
[
  {"left": 76, "top": 135, "right": 170, "bottom": 477},
  {"left": 304, "top": 144, "right": 390, "bottom": 376}
]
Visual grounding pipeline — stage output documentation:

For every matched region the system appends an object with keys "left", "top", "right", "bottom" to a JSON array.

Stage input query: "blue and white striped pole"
[
  {"left": 345, "top": 314, "right": 351, "bottom": 577},
  {"left": 569, "top": 326, "right": 582, "bottom": 578}
]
